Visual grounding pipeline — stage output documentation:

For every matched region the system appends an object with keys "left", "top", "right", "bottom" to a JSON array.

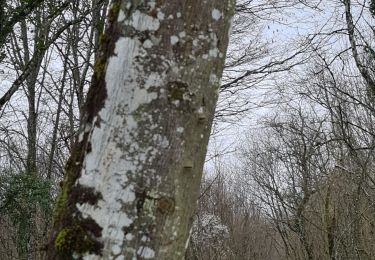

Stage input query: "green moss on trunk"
[{"left": 54, "top": 225, "right": 96, "bottom": 253}]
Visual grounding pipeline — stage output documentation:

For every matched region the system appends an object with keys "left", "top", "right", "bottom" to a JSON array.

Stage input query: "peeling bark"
[{"left": 47, "top": 0, "right": 235, "bottom": 259}]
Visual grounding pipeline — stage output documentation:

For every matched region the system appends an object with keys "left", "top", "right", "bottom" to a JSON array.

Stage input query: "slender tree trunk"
[
  {"left": 47, "top": 44, "right": 70, "bottom": 179},
  {"left": 343, "top": 0, "right": 375, "bottom": 96},
  {"left": 47, "top": 0, "right": 235, "bottom": 259}
]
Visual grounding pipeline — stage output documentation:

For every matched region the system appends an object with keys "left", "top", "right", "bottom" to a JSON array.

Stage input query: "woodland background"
[{"left": 0, "top": 0, "right": 375, "bottom": 259}]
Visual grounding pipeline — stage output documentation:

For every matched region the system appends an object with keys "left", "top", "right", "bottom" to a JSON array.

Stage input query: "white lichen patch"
[
  {"left": 209, "top": 48, "right": 220, "bottom": 57},
  {"left": 152, "top": 134, "right": 169, "bottom": 148},
  {"left": 78, "top": 124, "right": 92, "bottom": 142},
  {"left": 75, "top": 35, "right": 166, "bottom": 257},
  {"left": 211, "top": 9, "right": 222, "bottom": 21},
  {"left": 145, "top": 72, "right": 163, "bottom": 89},
  {"left": 143, "top": 39, "right": 153, "bottom": 49},
  {"left": 209, "top": 32, "right": 218, "bottom": 45},
  {"left": 176, "top": 127, "right": 184, "bottom": 133},
  {"left": 196, "top": 31, "right": 221, "bottom": 59},
  {"left": 82, "top": 253, "right": 101, "bottom": 260},
  {"left": 209, "top": 73, "right": 219, "bottom": 85},
  {"left": 157, "top": 11, "right": 165, "bottom": 20},
  {"left": 170, "top": 35, "right": 179, "bottom": 45},
  {"left": 137, "top": 247, "right": 155, "bottom": 259},
  {"left": 148, "top": 1, "right": 156, "bottom": 9},
  {"left": 197, "top": 106, "right": 204, "bottom": 115},
  {"left": 126, "top": 233, "right": 134, "bottom": 241},
  {"left": 118, "top": 10, "right": 126, "bottom": 22},
  {"left": 198, "top": 33, "right": 208, "bottom": 40},
  {"left": 112, "top": 244, "right": 122, "bottom": 255},
  {"left": 192, "top": 39, "right": 199, "bottom": 47},
  {"left": 132, "top": 10, "right": 160, "bottom": 31},
  {"left": 178, "top": 31, "right": 186, "bottom": 38}
]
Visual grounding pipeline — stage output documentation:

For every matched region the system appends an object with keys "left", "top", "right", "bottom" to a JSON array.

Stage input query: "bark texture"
[{"left": 47, "top": 0, "right": 235, "bottom": 259}]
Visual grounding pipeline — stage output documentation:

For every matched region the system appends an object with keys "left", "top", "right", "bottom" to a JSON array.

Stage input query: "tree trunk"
[{"left": 47, "top": 0, "right": 235, "bottom": 259}]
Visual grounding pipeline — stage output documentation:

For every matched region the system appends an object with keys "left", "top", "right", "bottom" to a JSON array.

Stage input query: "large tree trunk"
[{"left": 47, "top": 0, "right": 235, "bottom": 259}]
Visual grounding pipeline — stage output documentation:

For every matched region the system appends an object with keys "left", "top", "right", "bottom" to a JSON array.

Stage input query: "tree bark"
[{"left": 47, "top": 0, "right": 235, "bottom": 259}]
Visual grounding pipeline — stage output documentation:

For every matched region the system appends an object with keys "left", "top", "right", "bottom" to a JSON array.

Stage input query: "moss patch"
[
  {"left": 93, "top": 56, "right": 107, "bottom": 81},
  {"left": 54, "top": 225, "right": 96, "bottom": 254},
  {"left": 52, "top": 183, "right": 68, "bottom": 223},
  {"left": 107, "top": 1, "right": 121, "bottom": 22}
]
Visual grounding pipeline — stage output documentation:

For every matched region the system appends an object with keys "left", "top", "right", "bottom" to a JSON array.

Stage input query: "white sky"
[{"left": 205, "top": 0, "right": 374, "bottom": 172}]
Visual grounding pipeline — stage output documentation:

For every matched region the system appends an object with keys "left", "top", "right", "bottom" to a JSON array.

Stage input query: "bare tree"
[
  {"left": 47, "top": 0, "right": 235, "bottom": 259},
  {"left": 0, "top": 0, "right": 109, "bottom": 259}
]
